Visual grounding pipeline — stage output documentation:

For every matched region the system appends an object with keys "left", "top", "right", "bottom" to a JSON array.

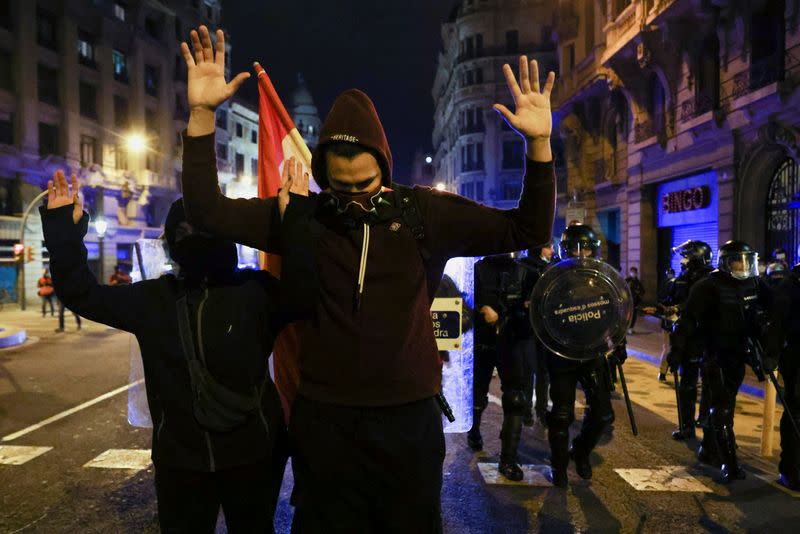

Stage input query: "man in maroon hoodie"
[{"left": 179, "top": 26, "right": 556, "bottom": 532}]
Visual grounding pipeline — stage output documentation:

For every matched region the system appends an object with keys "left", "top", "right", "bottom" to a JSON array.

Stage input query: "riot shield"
[
  {"left": 529, "top": 257, "right": 632, "bottom": 361},
  {"left": 127, "top": 238, "right": 174, "bottom": 428}
]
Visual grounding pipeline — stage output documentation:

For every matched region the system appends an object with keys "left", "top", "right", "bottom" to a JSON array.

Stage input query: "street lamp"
[
  {"left": 95, "top": 218, "right": 108, "bottom": 283},
  {"left": 435, "top": 182, "right": 446, "bottom": 191},
  {"left": 125, "top": 133, "right": 147, "bottom": 154},
  {"left": 425, "top": 155, "right": 433, "bottom": 164}
]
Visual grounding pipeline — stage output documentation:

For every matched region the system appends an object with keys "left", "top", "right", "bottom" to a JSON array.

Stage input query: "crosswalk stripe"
[
  {"left": 83, "top": 449, "right": 152, "bottom": 471},
  {"left": 615, "top": 466, "right": 712, "bottom": 492},
  {"left": 0, "top": 445, "right": 53, "bottom": 465}
]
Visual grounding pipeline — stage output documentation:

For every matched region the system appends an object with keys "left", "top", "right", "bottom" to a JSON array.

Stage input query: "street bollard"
[{"left": 760, "top": 379, "right": 777, "bottom": 457}]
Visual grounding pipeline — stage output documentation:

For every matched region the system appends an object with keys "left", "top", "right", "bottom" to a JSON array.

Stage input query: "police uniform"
[{"left": 670, "top": 241, "right": 767, "bottom": 483}]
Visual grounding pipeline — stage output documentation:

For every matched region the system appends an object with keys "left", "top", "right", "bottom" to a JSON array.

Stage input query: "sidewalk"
[{"left": 622, "top": 316, "right": 784, "bottom": 477}]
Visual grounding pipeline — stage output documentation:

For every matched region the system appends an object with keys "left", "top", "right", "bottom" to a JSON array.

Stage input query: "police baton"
[
  {"left": 617, "top": 363, "right": 638, "bottom": 436},
  {"left": 673, "top": 370, "right": 683, "bottom": 431},
  {"left": 768, "top": 370, "right": 800, "bottom": 442}
]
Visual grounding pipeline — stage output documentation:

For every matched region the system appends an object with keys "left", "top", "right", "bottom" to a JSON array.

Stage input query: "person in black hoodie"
[
  {"left": 42, "top": 170, "right": 309, "bottom": 533},
  {"left": 179, "top": 26, "right": 556, "bottom": 532}
]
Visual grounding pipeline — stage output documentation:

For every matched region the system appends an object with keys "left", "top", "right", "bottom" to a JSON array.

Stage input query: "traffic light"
[
  {"left": 13, "top": 243, "right": 23, "bottom": 263},
  {"left": 26, "top": 246, "right": 33, "bottom": 263}
]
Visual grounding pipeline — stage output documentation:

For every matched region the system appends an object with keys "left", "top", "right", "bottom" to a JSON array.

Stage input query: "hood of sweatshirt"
[{"left": 311, "top": 89, "right": 393, "bottom": 190}]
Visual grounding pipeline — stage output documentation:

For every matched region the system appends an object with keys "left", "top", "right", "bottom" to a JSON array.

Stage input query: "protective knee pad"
[
  {"left": 502, "top": 390, "right": 528, "bottom": 416},
  {"left": 709, "top": 406, "right": 733, "bottom": 429}
]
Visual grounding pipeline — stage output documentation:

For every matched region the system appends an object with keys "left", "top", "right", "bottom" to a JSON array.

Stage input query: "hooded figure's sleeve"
[
  {"left": 180, "top": 132, "right": 281, "bottom": 253},
  {"left": 40, "top": 205, "right": 151, "bottom": 333},
  {"left": 415, "top": 158, "right": 555, "bottom": 259}
]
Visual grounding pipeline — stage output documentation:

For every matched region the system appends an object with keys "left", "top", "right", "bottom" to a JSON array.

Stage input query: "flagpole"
[{"left": 253, "top": 62, "right": 312, "bottom": 167}]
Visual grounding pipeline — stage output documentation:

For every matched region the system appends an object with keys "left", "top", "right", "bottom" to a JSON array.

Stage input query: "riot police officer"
[
  {"left": 469, "top": 252, "right": 537, "bottom": 480},
  {"left": 666, "top": 240, "right": 714, "bottom": 440},
  {"left": 669, "top": 241, "right": 768, "bottom": 483},
  {"left": 766, "top": 262, "right": 800, "bottom": 490},
  {"left": 545, "top": 225, "right": 626, "bottom": 488}
]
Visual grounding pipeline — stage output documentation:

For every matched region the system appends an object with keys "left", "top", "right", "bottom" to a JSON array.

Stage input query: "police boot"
[
  {"left": 716, "top": 424, "right": 746, "bottom": 484},
  {"left": 697, "top": 430, "right": 721, "bottom": 467},
  {"left": 498, "top": 415, "right": 524, "bottom": 481},
  {"left": 569, "top": 441, "right": 592, "bottom": 480},
  {"left": 467, "top": 405, "right": 486, "bottom": 451},
  {"left": 547, "top": 424, "right": 570, "bottom": 488},
  {"left": 673, "top": 386, "right": 697, "bottom": 440}
]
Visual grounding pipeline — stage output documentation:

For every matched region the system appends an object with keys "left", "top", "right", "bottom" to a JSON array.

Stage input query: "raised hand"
[
  {"left": 278, "top": 157, "right": 310, "bottom": 220},
  {"left": 494, "top": 56, "right": 555, "bottom": 161},
  {"left": 47, "top": 170, "right": 82, "bottom": 224},
  {"left": 181, "top": 26, "right": 250, "bottom": 112}
]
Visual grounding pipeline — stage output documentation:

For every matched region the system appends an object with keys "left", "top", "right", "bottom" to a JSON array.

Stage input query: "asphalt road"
[{"left": 0, "top": 309, "right": 797, "bottom": 533}]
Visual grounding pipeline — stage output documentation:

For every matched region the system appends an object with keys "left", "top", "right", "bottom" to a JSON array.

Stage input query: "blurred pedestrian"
[
  {"left": 108, "top": 263, "right": 132, "bottom": 285},
  {"left": 37, "top": 268, "right": 55, "bottom": 317},
  {"left": 626, "top": 266, "right": 644, "bottom": 334}
]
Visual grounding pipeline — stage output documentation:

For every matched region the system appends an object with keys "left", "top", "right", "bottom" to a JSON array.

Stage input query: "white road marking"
[
  {"left": 477, "top": 462, "right": 579, "bottom": 486},
  {"left": 83, "top": 448, "right": 152, "bottom": 471},
  {"left": 615, "top": 466, "right": 712, "bottom": 492},
  {"left": 1, "top": 379, "right": 145, "bottom": 442},
  {"left": 0, "top": 445, "right": 53, "bottom": 465}
]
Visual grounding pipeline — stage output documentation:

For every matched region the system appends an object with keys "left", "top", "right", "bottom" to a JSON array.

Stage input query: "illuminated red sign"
[{"left": 661, "top": 186, "right": 711, "bottom": 214}]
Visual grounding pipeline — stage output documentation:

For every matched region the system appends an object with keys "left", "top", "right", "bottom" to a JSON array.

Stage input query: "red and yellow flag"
[{"left": 254, "top": 62, "right": 313, "bottom": 421}]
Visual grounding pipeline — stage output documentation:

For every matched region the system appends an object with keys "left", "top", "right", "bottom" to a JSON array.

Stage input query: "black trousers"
[
  {"left": 700, "top": 359, "right": 745, "bottom": 459},
  {"left": 58, "top": 300, "right": 81, "bottom": 329},
  {"left": 154, "top": 452, "right": 287, "bottom": 534},
  {"left": 780, "top": 350, "right": 800, "bottom": 475},
  {"left": 41, "top": 295, "right": 54, "bottom": 316},
  {"left": 473, "top": 343, "right": 498, "bottom": 409},
  {"left": 523, "top": 338, "right": 550, "bottom": 415},
  {"left": 289, "top": 394, "right": 445, "bottom": 534}
]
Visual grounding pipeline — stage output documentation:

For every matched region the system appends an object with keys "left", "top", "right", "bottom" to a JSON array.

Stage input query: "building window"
[
  {"left": 251, "top": 130, "right": 257, "bottom": 144},
  {"left": 216, "top": 109, "right": 228, "bottom": 129},
  {"left": 648, "top": 73, "right": 666, "bottom": 135},
  {"left": 37, "top": 64, "right": 59, "bottom": 106},
  {"left": 79, "top": 82, "right": 97, "bottom": 119},
  {"left": 37, "top": 10, "right": 58, "bottom": 50},
  {"left": 565, "top": 43, "right": 575, "bottom": 71},
  {"left": 80, "top": 135, "right": 99, "bottom": 166},
  {"left": 0, "top": 49, "right": 12, "bottom": 91},
  {"left": 114, "top": 2, "right": 127, "bottom": 22},
  {"left": 766, "top": 158, "right": 800, "bottom": 265},
  {"left": 750, "top": 3, "right": 785, "bottom": 90},
  {"left": 475, "top": 181, "right": 484, "bottom": 201},
  {"left": 235, "top": 153, "right": 245, "bottom": 175},
  {"left": 0, "top": 113, "right": 13, "bottom": 145},
  {"left": 146, "top": 151, "right": 158, "bottom": 171},
  {"left": 77, "top": 31, "right": 96, "bottom": 67},
  {"left": 38, "top": 123, "right": 59, "bottom": 156},
  {"left": 694, "top": 34, "right": 720, "bottom": 115},
  {"left": 461, "top": 108, "right": 484, "bottom": 134},
  {"left": 506, "top": 30, "right": 519, "bottom": 54},
  {"left": 145, "top": 108, "right": 157, "bottom": 134},
  {"left": 114, "top": 95, "right": 129, "bottom": 128},
  {"left": 145, "top": 16, "right": 161, "bottom": 40},
  {"left": 251, "top": 157, "right": 258, "bottom": 176},
  {"left": 115, "top": 145, "right": 128, "bottom": 170},
  {"left": 502, "top": 140, "right": 524, "bottom": 169},
  {"left": 460, "top": 142, "right": 484, "bottom": 172},
  {"left": 0, "top": 2, "right": 11, "bottom": 30},
  {"left": 112, "top": 49, "right": 128, "bottom": 83},
  {"left": 216, "top": 142, "right": 228, "bottom": 160},
  {"left": 236, "top": 123, "right": 243, "bottom": 137},
  {"left": 503, "top": 181, "right": 522, "bottom": 200},
  {"left": 145, "top": 64, "right": 159, "bottom": 96}
]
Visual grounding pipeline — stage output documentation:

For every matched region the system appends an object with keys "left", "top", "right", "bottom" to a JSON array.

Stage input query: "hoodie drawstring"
[{"left": 356, "top": 223, "right": 370, "bottom": 311}]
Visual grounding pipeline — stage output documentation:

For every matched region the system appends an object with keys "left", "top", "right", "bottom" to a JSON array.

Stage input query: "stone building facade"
[
  {"left": 432, "top": 0, "right": 561, "bottom": 212},
  {"left": 0, "top": 0, "right": 230, "bottom": 305},
  {"left": 552, "top": 0, "right": 800, "bottom": 298}
]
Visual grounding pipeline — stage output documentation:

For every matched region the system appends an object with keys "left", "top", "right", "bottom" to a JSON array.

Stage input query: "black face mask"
[
  {"left": 331, "top": 184, "right": 383, "bottom": 214},
  {"left": 171, "top": 233, "right": 238, "bottom": 280}
]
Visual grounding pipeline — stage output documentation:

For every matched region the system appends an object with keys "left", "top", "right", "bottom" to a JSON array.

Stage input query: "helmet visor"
[
  {"left": 560, "top": 241, "right": 600, "bottom": 260},
  {"left": 719, "top": 252, "right": 759, "bottom": 280}
]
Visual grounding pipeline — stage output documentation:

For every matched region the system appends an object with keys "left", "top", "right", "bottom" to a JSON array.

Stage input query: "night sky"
[{"left": 221, "top": 1, "right": 456, "bottom": 183}]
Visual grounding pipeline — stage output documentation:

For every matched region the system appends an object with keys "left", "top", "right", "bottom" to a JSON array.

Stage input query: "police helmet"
[
  {"left": 671, "top": 240, "right": 712, "bottom": 269},
  {"left": 766, "top": 261, "right": 786, "bottom": 277},
  {"left": 559, "top": 224, "right": 601, "bottom": 259},
  {"left": 772, "top": 247, "right": 788, "bottom": 263},
  {"left": 718, "top": 240, "right": 759, "bottom": 280}
]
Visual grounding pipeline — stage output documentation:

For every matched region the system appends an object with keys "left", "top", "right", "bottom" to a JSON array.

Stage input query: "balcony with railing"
[{"left": 679, "top": 93, "right": 715, "bottom": 122}]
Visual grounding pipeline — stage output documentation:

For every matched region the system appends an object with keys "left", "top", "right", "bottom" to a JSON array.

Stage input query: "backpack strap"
[{"left": 394, "top": 185, "right": 431, "bottom": 262}]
